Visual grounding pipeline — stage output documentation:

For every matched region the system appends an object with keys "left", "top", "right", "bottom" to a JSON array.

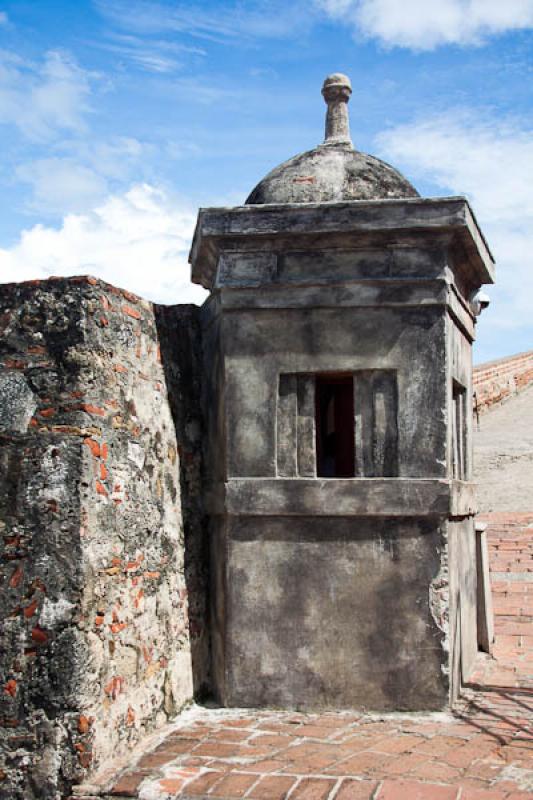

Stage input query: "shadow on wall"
[{"left": 154, "top": 304, "right": 211, "bottom": 700}]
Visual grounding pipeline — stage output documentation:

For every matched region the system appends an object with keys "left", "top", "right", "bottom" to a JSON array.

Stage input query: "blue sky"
[{"left": 0, "top": 1, "right": 532, "bottom": 363}]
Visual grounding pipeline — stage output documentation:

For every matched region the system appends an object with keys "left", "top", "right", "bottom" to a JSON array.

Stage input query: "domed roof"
[{"left": 246, "top": 73, "right": 418, "bottom": 205}]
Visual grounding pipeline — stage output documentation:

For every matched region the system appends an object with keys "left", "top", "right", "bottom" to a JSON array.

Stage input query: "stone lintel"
[
  {"left": 190, "top": 197, "right": 495, "bottom": 291},
  {"left": 206, "top": 477, "right": 476, "bottom": 518}
]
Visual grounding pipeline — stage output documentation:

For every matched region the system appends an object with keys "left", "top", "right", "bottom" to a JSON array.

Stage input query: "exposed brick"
[
  {"left": 336, "top": 750, "right": 389, "bottom": 775},
  {"left": 78, "top": 715, "right": 92, "bottom": 733},
  {"left": 84, "top": 438, "right": 101, "bottom": 458},
  {"left": 375, "top": 735, "right": 424, "bottom": 755},
  {"left": 376, "top": 778, "right": 458, "bottom": 799},
  {"left": 95, "top": 480, "right": 108, "bottom": 496},
  {"left": 474, "top": 351, "right": 533, "bottom": 414},
  {"left": 122, "top": 305, "right": 142, "bottom": 320},
  {"left": 335, "top": 780, "right": 379, "bottom": 800},
  {"left": 382, "top": 753, "right": 428, "bottom": 776},
  {"left": 289, "top": 777, "right": 337, "bottom": 800},
  {"left": 78, "top": 750, "right": 93, "bottom": 768},
  {"left": 23, "top": 599, "right": 38, "bottom": 618},
  {"left": 77, "top": 403, "right": 106, "bottom": 417},
  {"left": 211, "top": 772, "right": 259, "bottom": 797},
  {"left": 137, "top": 750, "right": 176, "bottom": 769},
  {"left": 9, "top": 565, "right": 23, "bottom": 588},
  {"left": 157, "top": 776, "right": 186, "bottom": 793},
  {"left": 211, "top": 728, "right": 253, "bottom": 743},
  {"left": 241, "top": 760, "right": 285, "bottom": 774},
  {"left": 104, "top": 676, "right": 124, "bottom": 699},
  {"left": 297, "top": 724, "right": 340, "bottom": 738},
  {"left": 409, "top": 761, "right": 461, "bottom": 783},
  {"left": 194, "top": 741, "right": 245, "bottom": 758},
  {"left": 109, "top": 620, "right": 127, "bottom": 636},
  {"left": 153, "top": 738, "right": 197, "bottom": 756},
  {"left": 185, "top": 770, "right": 225, "bottom": 796},
  {"left": 248, "top": 775, "right": 297, "bottom": 799},
  {"left": 30, "top": 626, "right": 48, "bottom": 645},
  {"left": 108, "top": 770, "right": 146, "bottom": 796}
]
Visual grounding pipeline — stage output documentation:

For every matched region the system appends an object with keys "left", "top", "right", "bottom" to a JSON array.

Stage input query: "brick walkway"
[{"left": 76, "top": 514, "right": 533, "bottom": 800}]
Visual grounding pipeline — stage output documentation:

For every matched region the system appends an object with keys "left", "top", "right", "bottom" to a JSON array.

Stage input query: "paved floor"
[{"left": 75, "top": 513, "right": 533, "bottom": 800}]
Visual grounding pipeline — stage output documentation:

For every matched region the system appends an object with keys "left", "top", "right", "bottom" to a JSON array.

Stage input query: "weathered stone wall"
[
  {"left": 0, "top": 278, "right": 206, "bottom": 799},
  {"left": 473, "top": 350, "right": 533, "bottom": 415}
]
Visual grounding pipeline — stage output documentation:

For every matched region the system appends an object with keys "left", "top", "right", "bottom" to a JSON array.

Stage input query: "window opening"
[
  {"left": 452, "top": 382, "right": 467, "bottom": 480},
  {"left": 316, "top": 375, "right": 355, "bottom": 477}
]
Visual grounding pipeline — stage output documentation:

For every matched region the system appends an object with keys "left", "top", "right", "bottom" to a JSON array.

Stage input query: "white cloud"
[
  {"left": 0, "top": 12, "right": 8, "bottom": 25},
  {"left": 16, "top": 158, "right": 108, "bottom": 215},
  {"left": 75, "top": 137, "right": 147, "bottom": 179},
  {"left": 13, "top": 137, "right": 149, "bottom": 217},
  {"left": 95, "top": 0, "right": 314, "bottom": 43},
  {"left": 376, "top": 112, "right": 533, "bottom": 338},
  {"left": 0, "top": 184, "right": 207, "bottom": 306},
  {"left": 378, "top": 112, "right": 533, "bottom": 224},
  {"left": 317, "top": 0, "right": 533, "bottom": 49},
  {"left": 93, "top": 32, "right": 206, "bottom": 74},
  {"left": 0, "top": 49, "right": 93, "bottom": 140},
  {"left": 0, "top": 48, "right": 153, "bottom": 219}
]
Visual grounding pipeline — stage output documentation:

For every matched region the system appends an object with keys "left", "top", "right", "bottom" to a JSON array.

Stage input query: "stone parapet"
[
  {"left": 474, "top": 350, "right": 533, "bottom": 414},
  {"left": 0, "top": 277, "right": 206, "bottom": 800}
]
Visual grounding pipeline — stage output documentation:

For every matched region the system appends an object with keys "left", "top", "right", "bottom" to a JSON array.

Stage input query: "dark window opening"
[
  {"left": 452, "top": 382, "right": 467, "bottom": 480},
  {"left": 316, "top": 375, "right": 355, "bottom": 477}
]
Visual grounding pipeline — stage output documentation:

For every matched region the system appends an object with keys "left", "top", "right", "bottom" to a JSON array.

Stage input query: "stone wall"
[
  {"left": 0, "top": 277, "right": 206, "bottom": 799},
  {"left": 474, "top": 350, "right": 533, "bottom": 415}
]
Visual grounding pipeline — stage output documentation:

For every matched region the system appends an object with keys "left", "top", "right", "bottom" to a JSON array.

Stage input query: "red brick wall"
[{"left": 473, "top": 350, "right": 533, "bottom": 415}]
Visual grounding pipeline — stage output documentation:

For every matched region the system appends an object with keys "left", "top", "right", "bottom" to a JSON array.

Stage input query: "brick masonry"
[
  {"left": 473, "top": 351, "right": 533, "bottom": 415},
  {"left": 0, "top": 277, "right": 208, "bottom": 800}
]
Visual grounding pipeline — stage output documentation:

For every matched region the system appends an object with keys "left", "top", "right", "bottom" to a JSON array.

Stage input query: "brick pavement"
[{"left": 74, "top": 514, "right": 533, "bottom": 800}]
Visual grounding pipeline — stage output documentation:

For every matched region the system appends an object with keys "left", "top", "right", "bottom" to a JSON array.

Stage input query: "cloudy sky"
[{"left": 0, "top": 1, "right": 532, "bottom": 363}]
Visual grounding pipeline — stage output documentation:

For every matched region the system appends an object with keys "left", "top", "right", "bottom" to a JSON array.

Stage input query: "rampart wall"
[
  {"left": 0, "top": 277, "right": 207, "bottom": 800},
  {"left": 473, "top": 350, "right": 533, "bottom": 415}
]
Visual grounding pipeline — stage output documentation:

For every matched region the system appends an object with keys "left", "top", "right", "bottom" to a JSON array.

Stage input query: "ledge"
[
  {"left": 207, "top": 477, "right": 476, "bottom": 518},
  {"left": 190, "top": 197, "right": 495, "bottom": 291}
]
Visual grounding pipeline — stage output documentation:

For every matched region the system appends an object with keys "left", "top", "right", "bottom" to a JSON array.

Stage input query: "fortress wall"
[
  {"left": 474, "top": 350, "right": 533, "bottom": 415},
  {"left": 0, "top": 277, "right": 206, "bottom": 800}
]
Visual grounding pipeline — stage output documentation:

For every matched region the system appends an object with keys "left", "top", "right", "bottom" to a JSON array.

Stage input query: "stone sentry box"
[{"left": 190, "top": 75, "right": 495, "bottom": 711}]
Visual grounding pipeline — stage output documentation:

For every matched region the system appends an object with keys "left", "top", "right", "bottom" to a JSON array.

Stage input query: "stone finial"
[{"left": 321, "top": 73, "right": 352, "bottom": 146}]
